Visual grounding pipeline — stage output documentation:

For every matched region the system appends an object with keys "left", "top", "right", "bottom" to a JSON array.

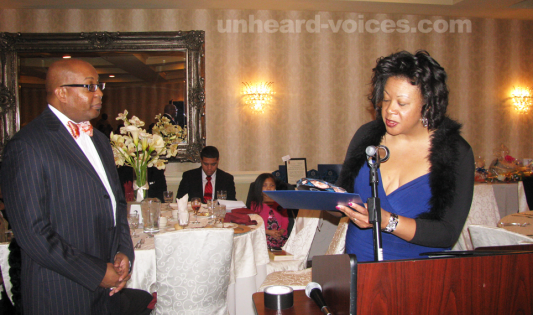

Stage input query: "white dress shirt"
[{"left": 49, "top": 105, "right": 117, "bottom": 225}]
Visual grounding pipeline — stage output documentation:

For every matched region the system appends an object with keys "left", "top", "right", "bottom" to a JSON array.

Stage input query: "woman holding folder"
[{"left": 336, "top": 50, "right": 474, "bottom": 261}]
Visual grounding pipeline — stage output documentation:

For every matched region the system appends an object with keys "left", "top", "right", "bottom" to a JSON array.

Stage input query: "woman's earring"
[{"left": 420, "top": 116, "right": 428, "bottom": 128}]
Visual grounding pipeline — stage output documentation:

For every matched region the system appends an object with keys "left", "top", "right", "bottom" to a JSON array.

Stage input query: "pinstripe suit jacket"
[{"left": 0, "top": 107, "right": 134, "bottom": 315}]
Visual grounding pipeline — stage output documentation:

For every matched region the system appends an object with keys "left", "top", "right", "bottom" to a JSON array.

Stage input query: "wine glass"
[
  {"left": 128, "top": 211, "right": 139, "bottom": 237},
  {"left": 163, "top": 191, "right": 174, "bottom": 209},
  {"left": 191, "top": 197, "right": 201, "bottom": 224}
]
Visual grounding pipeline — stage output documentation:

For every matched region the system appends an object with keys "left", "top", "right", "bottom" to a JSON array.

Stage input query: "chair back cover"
[
  {"left": 153, "top": 228, "right": 234, "bottom": 315},
  {"left": 259, "top": 216, "right": 348, "bottom": 291},
  {"left": 282, "top": 210, "right": 320, "bottom": 262},
  {"left": 325, "top": 217, "right": 349, "bottom": 255},
  {"left": 453, "top": 184, "right": 501, "bottom": 250},
  {"left": 468, "top": 224, "right": 533, "bottom": 249}
]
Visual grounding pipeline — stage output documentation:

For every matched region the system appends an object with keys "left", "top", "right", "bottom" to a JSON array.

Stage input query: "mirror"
[{"left": 0, "top": 31, "right": 206, "bottom": 162}]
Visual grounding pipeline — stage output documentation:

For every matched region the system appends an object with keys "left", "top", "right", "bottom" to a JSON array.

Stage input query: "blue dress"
[{"left": 345, "top": 163, "right": 448, "bottom": 261}]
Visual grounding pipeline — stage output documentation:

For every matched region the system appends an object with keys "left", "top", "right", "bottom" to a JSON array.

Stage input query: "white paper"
[{"left": 217, "top": 200, "right": 246, "bottom": 212}]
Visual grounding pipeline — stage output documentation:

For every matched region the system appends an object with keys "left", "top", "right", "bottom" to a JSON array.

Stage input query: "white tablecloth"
[
  {"left": 489, "top": 182, "right": 529, "bottom": 217},
  {"left": 127, "top": 212, "right": 269, "bottom": 315}
]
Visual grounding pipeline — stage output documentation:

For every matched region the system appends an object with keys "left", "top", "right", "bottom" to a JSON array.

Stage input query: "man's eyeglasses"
[{"left": 60, "top": 83, "right": 105, "bottom": 92}]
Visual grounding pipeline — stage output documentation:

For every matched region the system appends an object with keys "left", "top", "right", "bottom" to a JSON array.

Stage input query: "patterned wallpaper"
[{"left": 1, "top": 9, "right": 532, "bottom": 172}]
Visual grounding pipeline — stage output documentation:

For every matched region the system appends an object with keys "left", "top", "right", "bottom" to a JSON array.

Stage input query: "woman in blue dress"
[{"left": 336, "top": 50, "right": 475, "bottom": 261}]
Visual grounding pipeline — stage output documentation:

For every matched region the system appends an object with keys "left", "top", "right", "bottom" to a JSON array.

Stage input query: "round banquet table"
[
  {"left": 498, "top": 210, "right": 533, "bottom": 237},
  {"left": 126, "top": 210, "right": 270, "bottom": 315}
]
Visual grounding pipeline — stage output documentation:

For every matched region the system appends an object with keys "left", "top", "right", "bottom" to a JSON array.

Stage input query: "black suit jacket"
[
  {"left": 0, "top": 107, "right": 133, "bottom": 315},
  {"left": 177, "top": 167, "right": 236, "bottom": 201}
]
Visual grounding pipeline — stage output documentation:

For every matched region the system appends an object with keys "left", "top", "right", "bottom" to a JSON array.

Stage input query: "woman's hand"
[
  {"left": 336, "top": 202, "right": 374, "bottom": 229},
  {"left": 337, "top": 202, "right": 416, "bottom": 241},
  {"left": 266, "top": 229, "right": 285, "bottom": 240}
]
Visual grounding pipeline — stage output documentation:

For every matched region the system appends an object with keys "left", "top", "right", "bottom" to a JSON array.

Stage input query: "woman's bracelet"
[{"left": 384, "top": 213, "right": 399, "bottom": 233}]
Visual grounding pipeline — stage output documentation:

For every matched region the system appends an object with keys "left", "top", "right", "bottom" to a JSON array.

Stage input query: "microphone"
[
  {"left": 365, "top": 145, "right": 377, "bottom": 157},
  {"left": 305, "top": 282, "right": 333, "bottom": 315},
  {"left": 366, "top": 145, "right": 390, "bottom": 163}
]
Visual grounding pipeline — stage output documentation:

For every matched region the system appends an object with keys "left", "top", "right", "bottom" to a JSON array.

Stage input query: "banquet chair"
[
  {"left": 152, "top": 228, "right": 233, "bottom": 315},
  {"left": 259, "top": 217, "right": 349, "bottom": 291},
  {"left": 452, "top": 184, "right": 502, "bottom": 251},
  {"left": 468, "top": 224, "right": 533, "bottom": 249},
  {"left": 265, "top": 209, "right": 321, "bottom": 275}
]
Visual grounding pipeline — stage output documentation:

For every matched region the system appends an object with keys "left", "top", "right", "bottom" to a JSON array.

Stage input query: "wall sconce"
[
  {"left": 511, "top": 86, "right": 532, "bottom": 114},
  {"left": 242, "top": 82, "right": 275, "bottom": 113}
]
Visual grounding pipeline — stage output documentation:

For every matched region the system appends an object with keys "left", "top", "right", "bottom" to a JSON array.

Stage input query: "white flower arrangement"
[{"left": 110, "top": 110, "right": 179, "bottom": 171}]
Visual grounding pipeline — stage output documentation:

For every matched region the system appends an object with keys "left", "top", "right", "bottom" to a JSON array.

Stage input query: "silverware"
[
  {"left": 498, "top": 222, "right": 530, "bottom": 227},
  {"left": 134, "top": 239, "right": 142, "bottom": 249}
]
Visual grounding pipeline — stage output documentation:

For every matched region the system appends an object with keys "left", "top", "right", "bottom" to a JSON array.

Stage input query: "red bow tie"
[{"left": 67, "top": 121, "right": 93, "bottom": 139}]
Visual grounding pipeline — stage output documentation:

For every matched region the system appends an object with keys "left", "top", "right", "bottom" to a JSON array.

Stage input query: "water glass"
[
  {"left": 206, "top": 201, "right": 216, "bottom": 225},
  {"left": 127, "top": 211, "right": 139, "bottom": 237},
  {"left": 217, "top": 190, "right": 227, "bottom": 200},
  {"left": 141, "top": 198, "right": 161, "bottom": 236},
  {"left": 178, "top": 209, "right": 189, "bottom": 227},
  {"left": 215, "top": 204, "right": 226, "bottom": 226}
]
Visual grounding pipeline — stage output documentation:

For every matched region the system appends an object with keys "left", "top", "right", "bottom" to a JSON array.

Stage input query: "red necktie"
[
  {"left": 204, "top": 176, "right": 213, "bottom": 201},
  {"left": 67, "top": 121, "right": 93, "bottom": 139}
]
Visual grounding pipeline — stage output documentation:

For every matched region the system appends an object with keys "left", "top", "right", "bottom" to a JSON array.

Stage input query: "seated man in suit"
[{"left": 177, "top": 146, "right": 236, "bottom": 202}]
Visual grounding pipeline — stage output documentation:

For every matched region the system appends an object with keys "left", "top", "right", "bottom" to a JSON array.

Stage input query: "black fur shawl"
[{"left": 337, "top": 117, "right": 463, "bottom": 220}]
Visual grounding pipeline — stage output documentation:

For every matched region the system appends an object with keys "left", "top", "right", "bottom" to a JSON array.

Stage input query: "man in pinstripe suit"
[{"left": 1, "top": 59, "right": 150, "bottom": 314}]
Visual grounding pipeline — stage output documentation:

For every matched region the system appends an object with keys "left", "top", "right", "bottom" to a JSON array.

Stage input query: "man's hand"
[
  {"left": 108, "top": 252, "right": 132, "bottom": 296},
  {"left": 99, "top": 263, "right": 121, "bottom": 291},
  {"left": 113, "top": 252, "right": 131, "bottom": 280}
]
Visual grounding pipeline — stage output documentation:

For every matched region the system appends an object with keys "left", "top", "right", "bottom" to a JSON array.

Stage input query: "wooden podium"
[{"left": 253, "top": 249, "right": 533, "bottom": 315}]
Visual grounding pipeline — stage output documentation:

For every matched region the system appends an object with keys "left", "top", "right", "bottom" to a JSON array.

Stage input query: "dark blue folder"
[{"left": 264, "top": 190, "right": 363, "bottom": 211}]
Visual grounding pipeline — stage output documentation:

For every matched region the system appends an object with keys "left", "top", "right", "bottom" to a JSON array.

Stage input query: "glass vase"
[{"left": 133, "top": 165, "right": 149, "bottom": 202}]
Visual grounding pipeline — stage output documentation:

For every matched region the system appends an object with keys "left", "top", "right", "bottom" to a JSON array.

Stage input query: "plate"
[
  {"left": 233, "top": 225, "right": 251, "bottom": 234},
  {"left": 223, "top": 223, "right": 238, "bottom": 229}
]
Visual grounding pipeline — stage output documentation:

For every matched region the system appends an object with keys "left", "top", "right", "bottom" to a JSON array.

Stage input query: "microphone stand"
[{"left": 367, "top": 154, "right": 384, "bottom": 262}]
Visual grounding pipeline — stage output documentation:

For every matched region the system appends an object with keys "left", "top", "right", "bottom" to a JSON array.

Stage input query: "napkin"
[
  {"left": 224, "top": 212, "right": 258, "bottom": 226},
  {"left": 177, "top": 194, "right": 188, "bottom": 212},
  {"left": 231, "top": 208, "right": 256, "bottom": 215}
]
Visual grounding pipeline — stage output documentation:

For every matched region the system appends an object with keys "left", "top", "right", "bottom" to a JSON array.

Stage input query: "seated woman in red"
[{"left": 249, "top": 173, "right": 289, "bottom": 249}]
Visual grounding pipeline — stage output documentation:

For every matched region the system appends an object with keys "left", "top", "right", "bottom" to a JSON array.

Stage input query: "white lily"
[{"left": 122, "top": 125, "right": 140, "bottom": 146}]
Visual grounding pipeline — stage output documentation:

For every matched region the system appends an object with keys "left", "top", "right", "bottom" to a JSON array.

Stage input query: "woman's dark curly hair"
[
  {"left": 250, "top": 173, "right": 276, "bottom": 212},
  {"left": 369, "top": 50, "right": 448, "bottom": 130}
]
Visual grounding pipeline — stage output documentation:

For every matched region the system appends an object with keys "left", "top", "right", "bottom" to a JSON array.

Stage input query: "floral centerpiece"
[{"left": 110, "top": 110, "right": 179, "bottom": 201}]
